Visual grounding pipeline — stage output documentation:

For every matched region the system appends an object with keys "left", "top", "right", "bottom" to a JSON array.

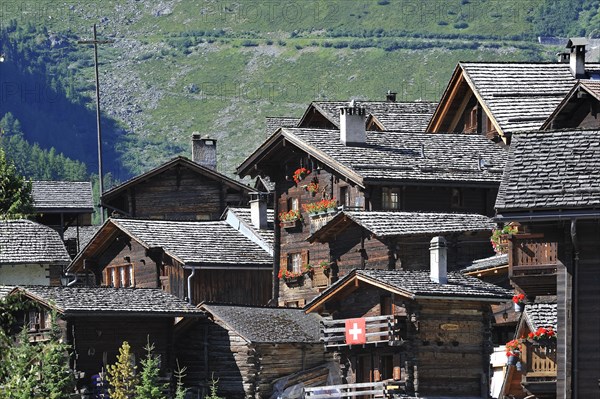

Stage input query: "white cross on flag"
[{"left": 345, "top": 318, "right": 366, "bottom": 345}]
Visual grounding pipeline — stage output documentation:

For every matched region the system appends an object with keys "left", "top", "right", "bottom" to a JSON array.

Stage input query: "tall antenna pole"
[{"left": 78, "top": 24, "right": 114, "bottom": 223}]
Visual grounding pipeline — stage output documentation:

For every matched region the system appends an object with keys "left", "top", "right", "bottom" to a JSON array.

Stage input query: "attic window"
[
  {"left": 450, "top": 188, "right": 463, "bottom": 209},
  {"left": 382, "top": 187, "right": 401, "bottom": 210}
]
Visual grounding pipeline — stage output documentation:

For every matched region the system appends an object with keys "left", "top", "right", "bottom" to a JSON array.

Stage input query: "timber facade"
[
  {"left": 237, "top": 120, "right": 505, "bottom": 306},
  {"left": 68, "top": 218, "right": 272, "bottom": 306},
  {"left": 305, "top": 269, "right": 511, "bottom": 397},
  {"left": 176, "top": 304, "right": 331, "bottom": 398},
  {"left": 495, "top": 129, "right": 600, "bottom": 398}
]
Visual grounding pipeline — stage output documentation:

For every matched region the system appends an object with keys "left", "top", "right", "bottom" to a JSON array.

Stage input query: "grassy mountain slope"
[{"left": 1, "top": 0, "right": 597, "bottom": 181}]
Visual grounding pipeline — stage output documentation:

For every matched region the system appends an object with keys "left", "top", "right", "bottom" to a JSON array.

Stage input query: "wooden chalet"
[
  {"left": 426, "top": 40, "right": 600, "bottom": 142},
  {"left": 5, "top": 286, "right": 203, "bottom": 392},
  {"left": 67, "top": 218, "right": 273, "bottom": 305},
  {"left": 175, "top": 303, "right": 330, "bottom": 398},
  {"left": 541, "top": 80, "right": 600, "bottom": 130},
  {"left": 0, "top": 219, "right": 71, "bottom": 286},
  {"left": 237, "top": 106, "right": 506, "bottom": 306},
  {"left": 31, "top": 180, "right": 94, "bottom": 256},
  {"left": 495, "top": 129, "right": 600, "bottom": 398},
  {"left": 501, "top": 298, "right": 558, "bottom": 399},
  {"left": 304, "top": 255, "right": 512, "bottom": 398},
  {"left": 101, "top": 135, "right": 251, "bottom": 221},
  {"left": 298, "top": 100, "right": 437, "bottom": 132}
]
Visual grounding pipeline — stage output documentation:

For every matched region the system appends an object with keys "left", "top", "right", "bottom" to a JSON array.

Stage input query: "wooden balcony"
[
  {"left": 508, "top": 234, "right": 558, "bottom": 296},
  {"left": 320, "top": 315, "right": 404, "bottom": 349},
  {"left": 520, "top": 341, "right": 557, "bottom": 399}
]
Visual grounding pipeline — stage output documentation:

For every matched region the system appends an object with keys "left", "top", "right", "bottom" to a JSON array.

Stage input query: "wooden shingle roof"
[
  {"left": 225, "top": 208, "right": 275, "bottom": 249},
  {"left": 495, "top": 129, "right": 600, "bottom": 214},
  {"left": 271, "top": 128, "right": 505, "bottom": 187},
  {"left": 461, "top": 254, "right": 508, "bottom": 274},
  {"left": 540, "top": 80, "right": 600, "bottom": 129},
  {"left": 309, "top": 211, "right": 495, "bottom": 243},
  {"left": 428, "top": 62, "right": 600, "bottom": 135},
  {"left": 31, "top": 181, "right": 93, "bottom": 212},
  {"left": 101, "top": 156, "right": 251, "bottom": 202},
  {"left": 12, "top": 286, "right": 203, "bottom": 317},
  {"left": 69, "top": 218, "right": 273, "bottom": 272},
  {"left": 0, "top": 220, "right": 71, "bottom": 264},
  {"left": 306, "top": 269, "right": 512, "bottom": 312},
  {"left": 265, "top": 116, "right": 298, "bottom": 134},
  {"left": 202, "top": 303, "right": 321, "bottom": 343},
  {"left": 301, "top": 101, "right": 437, "bottom": 131},
  {"left": 113, "top": 219, "right": 273, "bottom": 266},
  {"left": 524, "top": 297, "right": 557, "bottom": 331}
]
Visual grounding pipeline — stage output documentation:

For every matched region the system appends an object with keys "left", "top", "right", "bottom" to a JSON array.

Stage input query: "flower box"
[{"left": 281, "top": 220, "right": 299, "bottom": 229}]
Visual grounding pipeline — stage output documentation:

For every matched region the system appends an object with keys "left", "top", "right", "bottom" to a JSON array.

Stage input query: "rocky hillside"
[{"left": 1, "top": 0, "right": 598, "bottom": 182}]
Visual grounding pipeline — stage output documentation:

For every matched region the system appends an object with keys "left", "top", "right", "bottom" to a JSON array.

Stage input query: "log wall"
[{"left": 104, "top": 165, "right": 248, "bottom": 221}]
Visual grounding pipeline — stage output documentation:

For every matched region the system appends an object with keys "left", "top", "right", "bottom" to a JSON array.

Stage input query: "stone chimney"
[
  {"left": 191, "top": 133, "right": 217, "bottom": 170},
  {"left": 429, "top": 236, "right": 447, "bottom": 284},
  {"left": 339, "top": 100, "right": 367, "bottom": 146},
  {"left": 567, "top": 38, "right": 588, "bottom": 79},
  {"left": 386, "top": 90, "right": 397, "bottom": 102},
  {"left": 250, "top": 192, "right": 268, "bottom": 230}
]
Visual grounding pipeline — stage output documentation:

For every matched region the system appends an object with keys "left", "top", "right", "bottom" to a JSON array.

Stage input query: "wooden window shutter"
[
  {"left": 301, "top": 250, "right": 309, "bottom": 267},
  {"left": 280, "top": 253, "right": 288, "bottom": 271}
]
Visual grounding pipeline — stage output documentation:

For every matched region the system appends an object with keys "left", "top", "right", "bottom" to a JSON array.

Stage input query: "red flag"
[{"left": 345, "top": 318, "right": 366, "bottom": 345}]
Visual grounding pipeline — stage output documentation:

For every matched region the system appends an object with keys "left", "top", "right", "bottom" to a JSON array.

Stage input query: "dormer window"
[{"left": 382, "top": 187, "right": 401, "bottom": 210}]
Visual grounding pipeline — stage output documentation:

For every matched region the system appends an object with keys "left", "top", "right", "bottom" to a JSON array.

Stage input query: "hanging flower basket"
[
  {"left": 512, "top": 293, "right": 526, "bottom": 312},
  {"left": 505, "top": 339, "right": 521, "bottom": 365},
  {"left": 507, "top": 354, "right": 519, "bottom": 366},
  {"left": 292, "top": 168, "right": 310, "bottom": 184},
  {"left": 490, "top": 224, "right": 518, "bottom": 254},
  {"left": 319, "top": 260, "right": 331, "bottom": 276}
]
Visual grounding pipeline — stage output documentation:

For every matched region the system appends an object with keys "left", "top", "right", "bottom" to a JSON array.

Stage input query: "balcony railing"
[
  {"left": 304, "top": 381, "right": 388, "bottom": 399},
  {"left": 521, "top": 341, "right": 557, "bottom": 379},
  {"left": 509, "top": 234, "right": 558, "bottom": 276},
  {"left": 320, "top": 315, "right": 403, "bottom": 349}
]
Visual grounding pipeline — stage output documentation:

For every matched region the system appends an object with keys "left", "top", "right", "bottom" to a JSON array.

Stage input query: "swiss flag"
[{"left": 345, "top": 318, "right": 366, "bottom": 345}]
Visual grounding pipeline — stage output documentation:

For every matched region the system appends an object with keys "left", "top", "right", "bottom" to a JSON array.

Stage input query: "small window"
[
  {"left": 288, "top": 197, "right": 299, "bottom": 211},
  {"left": 340, "top": 186, "right": 349, "bottom": 208},
  {"left": 382, "top": 187, "right": 401, "bottom": 210},
  {"left": 451, "top": 188, "right": 463, "bottom": 209},
  {"left": 289, "top": 253, "right": 302, "bottom": 274}
]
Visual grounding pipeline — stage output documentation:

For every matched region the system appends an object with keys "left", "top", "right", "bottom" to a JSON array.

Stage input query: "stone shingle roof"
[
  {"left": 308, "top": 269, "right": 512, "bottom": 309},
  {"left": 202, "top": 303, "right": 321, "bottom": 343},
  {"left": 495, "top": 130, "right": 600, "bottom": 212},
  {"left": 0, "top": 220, "right": 71, "bottom": 264},
  {"left": 266, "top": 117, "right": 298, "bottom": 134},
  {"left": 63, "top": 225, "right": 101, "bottom": 250},
  {"left": 14, "top": 286, "right": 203, "bottom": 316},
  {"left": 338, "top": 211, "right": 495, "bottom": 238},
  {"left": 226, "top": 208, "right": 275, "bottom": 249},
  {"left": 578, "top": 80, "right": 600, "bottom": 100},
  {"left": 461, "top": 254, "right": 508, "bottom": 274},
  {"left": 459, "top": 63, "right": 600, "bottom": 134},
  {"left": 113, "top": 219, "right": 273, "bottom": 265},
  {"left": 281, "top": 128, "right": 506, "bottom": 186},
  {"left": 0, "top": 285, "right": 15, "bottom": 299},
  {"left": 541, "top": 80, "right": 600, "bottom": 129},
  {"left": 309, "top": 101, "right": 437, "bottom": 131},
  {"left": 31, "top": 181, "right": 93, "bottom": 211},
  {"left": 525, "top": 298, "right": 557, "bottom": 330}
]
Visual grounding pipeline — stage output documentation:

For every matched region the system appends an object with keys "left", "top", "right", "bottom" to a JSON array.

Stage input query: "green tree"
[
  {"left": 106, "top": 341, "right": 138, "bottom": 399},
  {"left": 0, "top": 328, "right": 38, "bottom": 399},
  {"left": 0, "top": 146, "right": 33, "bottom": 219},
  {"left": 135, "top": 338, "right": 168, "bottom": 399},
  {"left": 173, "top": 360, "right": 187, "bottom": 399},
  {"left": 37, "top": 312, "right": 75, "bottom": 399}
]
